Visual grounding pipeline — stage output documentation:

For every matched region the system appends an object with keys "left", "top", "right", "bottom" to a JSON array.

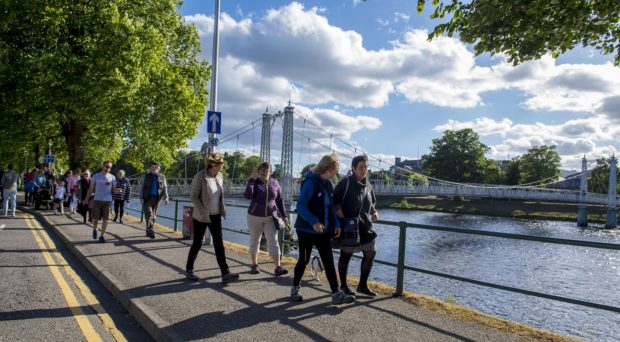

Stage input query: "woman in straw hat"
[{"left": 185, "top": 152, "right": 239, "bottom": 284}]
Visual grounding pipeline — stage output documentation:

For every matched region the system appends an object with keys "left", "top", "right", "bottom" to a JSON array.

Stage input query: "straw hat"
[{"left": 205, "top": 152, "right": 225, "bottom": 167}]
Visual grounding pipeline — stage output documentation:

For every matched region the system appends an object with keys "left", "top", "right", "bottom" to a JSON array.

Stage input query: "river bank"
[{"left": 376, "top": 195, "right": 614, "bottom": 224}]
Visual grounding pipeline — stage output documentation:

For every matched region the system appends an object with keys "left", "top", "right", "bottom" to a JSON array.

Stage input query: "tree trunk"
[
  {"left": 33, "top": 144, "right": 41, "bottom": 166},
  {"left": 62, "top": 119, "right": 88, "bottom": 170}
]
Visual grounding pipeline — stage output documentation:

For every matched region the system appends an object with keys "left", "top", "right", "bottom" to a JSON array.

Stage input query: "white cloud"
[
  {"left": 434, "top": 117, "right": 618, "bottom": 168},
  {"left": 185, "top": 3, "right": 620, "bottom": 114},
  {"left": 394, "top": 12, "right": 410, "bottom": 23}
]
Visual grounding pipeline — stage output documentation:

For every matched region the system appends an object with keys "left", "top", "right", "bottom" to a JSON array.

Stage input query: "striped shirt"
[{"left": 112, "top": 178, "right": 132, "bottom": 202}]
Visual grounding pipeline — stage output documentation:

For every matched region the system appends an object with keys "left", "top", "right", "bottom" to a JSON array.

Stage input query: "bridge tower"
[
  {"left": 280, "top": 101, "right": 295, "bottom": 210},
  {"left": 577, "top": 156, "right": 588, "bottom": 227},
  {"left": 605, "top": 155, "right": 617, "bottom": 228},
  {"left": 260, "top": 109, "right": 272, "bottom": 163}
]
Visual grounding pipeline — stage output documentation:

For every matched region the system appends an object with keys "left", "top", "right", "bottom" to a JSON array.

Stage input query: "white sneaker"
[{"left": 290, "top": 286, "right": 303, "bottom": 301}]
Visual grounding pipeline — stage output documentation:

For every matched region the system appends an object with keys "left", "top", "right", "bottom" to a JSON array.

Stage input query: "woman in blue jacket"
[{"left": 291, "top": 154, "right": 355, "bottom": 305}]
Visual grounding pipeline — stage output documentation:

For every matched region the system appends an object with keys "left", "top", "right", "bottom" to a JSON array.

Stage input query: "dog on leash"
[{"left": 310, "top": 255, "right": 324, "bottom": 281}]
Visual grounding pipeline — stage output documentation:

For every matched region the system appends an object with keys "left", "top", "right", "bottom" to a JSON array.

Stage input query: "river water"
[{"left": 126, "top": 199, "right": 620, "bottom": 341}]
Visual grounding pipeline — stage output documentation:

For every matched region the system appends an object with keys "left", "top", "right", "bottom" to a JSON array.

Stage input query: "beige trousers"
[{"left": 247, "top": 213, "right": 280, "bottom": 257}]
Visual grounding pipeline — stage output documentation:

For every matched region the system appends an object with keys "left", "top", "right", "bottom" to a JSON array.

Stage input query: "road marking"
[
  {"left": 26, "top": 217, "right": 128, "bottom": 342},
  {"left": 26, "top": 217, "right": 104, "bottom": 342},
  {"left": 25, "top": 216, "right": 128, "bottom": 342}
]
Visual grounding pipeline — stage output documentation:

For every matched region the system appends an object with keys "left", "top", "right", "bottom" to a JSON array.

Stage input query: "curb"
[{"left": 20, "top": 206, "right": 183, "bottom": 342}]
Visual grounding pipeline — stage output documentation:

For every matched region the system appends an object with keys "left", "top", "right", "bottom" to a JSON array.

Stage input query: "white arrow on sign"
[{"left": 209, "top": 112, "right": 220, "bottom": 133}]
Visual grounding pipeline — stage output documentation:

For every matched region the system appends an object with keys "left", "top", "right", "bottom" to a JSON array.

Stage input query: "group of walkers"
[
  {"left": 4, "top": 151, "right": 379, "bottom": 305},
  {"left": 81, "top": 161, "right": 164, "bottom": 243},
  {"left": 184, "top": 152, "right": 379, "bottom": 304}
]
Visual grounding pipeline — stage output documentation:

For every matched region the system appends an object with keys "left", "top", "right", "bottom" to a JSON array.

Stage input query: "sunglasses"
[{"left": 104, "top": 165, "right": 112, "bottom": 169}]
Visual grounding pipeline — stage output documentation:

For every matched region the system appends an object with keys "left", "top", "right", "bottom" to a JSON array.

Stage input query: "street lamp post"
[{"left": 207, "top": 0, "right": 221, "bottom": 156}]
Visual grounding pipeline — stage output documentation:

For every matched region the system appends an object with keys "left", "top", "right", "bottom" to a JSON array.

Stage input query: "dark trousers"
[
  {"left": 185, "top": 215, "right": 230, "bottom": 275},
  {"left": 113, "top": 199, "right": 125, "bottom": 219},
  {"left": 143, "top": 195, "right": 160, "bottom": 230},
  {"left": 293, "top": 230, "right": 339, "bottom": 293}
]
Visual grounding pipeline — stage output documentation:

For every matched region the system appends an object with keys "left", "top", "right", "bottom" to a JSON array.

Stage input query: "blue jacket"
[{"left": 294, "top": 171, "right": 340, "bottom": 235}]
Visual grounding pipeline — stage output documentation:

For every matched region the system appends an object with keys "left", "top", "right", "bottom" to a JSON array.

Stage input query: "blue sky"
[{"left": 179, "top": 0, "right": 620, "bottom": 172}]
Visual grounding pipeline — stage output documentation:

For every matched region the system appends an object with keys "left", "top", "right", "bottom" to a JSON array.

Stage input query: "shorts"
[
  {"left": 340, "top": 238, "right": 377, "bottom": 254},
  {"left": 92, "top": 200, "right": 111, "bottom": 220},
  {"left": 53, "top": 198, "right": 63, "bottom": 204}
]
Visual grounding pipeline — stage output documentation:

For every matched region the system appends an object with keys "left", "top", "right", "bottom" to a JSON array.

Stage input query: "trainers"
[
  {"left": 340, "top": 285, "right": 356, "bottom": 297},
  {"left": 290, "top": 286, "right": 303, "bottom": 302},
  {"left": 92, "top": 229, "right": 98, "bottom": 240},
  {"left": 98, "top": 236, "right": 105, "bottom": 243},
  {"left": 221, "top": 272, "right": 239, "bottom": 284},
  {"left": 249, "top": 264, "right": 260, "bottom": 274},
  {"left": 356, "top": 286, "right": 378, "bottom": 297},
  {"left": 332, "top": 290, "right": 355, "bottom": 304},
  {"left": 274, "top": 266, "right": 288, "bottom": 276},
  {"left": 186, "top": 271, "right": 199, "bottom": 281}
]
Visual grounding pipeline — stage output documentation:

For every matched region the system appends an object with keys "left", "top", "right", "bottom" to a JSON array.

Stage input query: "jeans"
[
  {"left": 113, "top": 199, "right": 125, "bottom": 219},
  {"left": 2, "top": 189, "right": 17, "bottom": 216},
  {"left": 185, "top": 215, "right": 230, "bottom": 275},
  {"left": 143, "top": 195, "right": 160, "bottom": 230}
]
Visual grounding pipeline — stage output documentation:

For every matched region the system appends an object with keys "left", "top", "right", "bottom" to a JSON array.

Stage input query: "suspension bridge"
[{"left": 132, "top": 102, "right": 619, "bottom": 227}]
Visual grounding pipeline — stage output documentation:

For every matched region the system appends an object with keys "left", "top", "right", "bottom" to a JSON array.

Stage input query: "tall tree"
[
  {"left": 505, "top": 158, "right": 521, "bottom": 185},
  {"left": 0, "top": 0, "right": 210, "bottom": 169},
  {"left": 588, "top": 157, "right": 620, "bottom": 194},
  {"left": 483, "top": 160, "right": 505, "bottom": 185},
  {"left": 519, "top": 145, "right": 561, "bottom": 184},
  {"left": 417, "top": 0, "right": 620, "bottom": 65},
  {"left": 422, "top": 128, "right": 489, "bottom": 182},
  {"left": 300, "top": 163, "right": 316, "bottom": 177}
]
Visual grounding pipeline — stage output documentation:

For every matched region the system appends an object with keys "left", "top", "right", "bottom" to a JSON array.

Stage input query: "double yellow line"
[{"left": 23, "top": 213, "right": 127, "bottom": 342}]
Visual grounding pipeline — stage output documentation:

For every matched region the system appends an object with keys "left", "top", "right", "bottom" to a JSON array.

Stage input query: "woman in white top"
[{"left": 185, "top": 153, "right": 239, "bottom": 284}]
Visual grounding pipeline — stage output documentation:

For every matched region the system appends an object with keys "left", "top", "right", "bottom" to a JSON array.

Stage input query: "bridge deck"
[{"left": 22, "top": 207, "right": 565, "bottom": 341}]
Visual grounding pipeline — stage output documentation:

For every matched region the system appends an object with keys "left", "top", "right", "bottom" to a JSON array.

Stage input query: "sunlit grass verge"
[{"left": 123, "top": 214, "right": 579, "bottom": 341}]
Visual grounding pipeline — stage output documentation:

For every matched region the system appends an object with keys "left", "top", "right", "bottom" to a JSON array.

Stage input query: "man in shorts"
[{"left": 83, "top": 161, "right": 119, "bottom": 243}]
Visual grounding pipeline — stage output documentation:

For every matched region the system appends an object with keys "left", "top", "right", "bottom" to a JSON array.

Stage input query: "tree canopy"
[
  {"left": 422, "top": 128, "right": 489, "bottom": 182},
  {"left": 417, "top": 0, "right": 620, "bottom": 65},
  {"left": 519, "top": 145, "right": 561, "bottom": 184},
  {"left": 0, "top": 0, "right": 210, "bottom": 170}
]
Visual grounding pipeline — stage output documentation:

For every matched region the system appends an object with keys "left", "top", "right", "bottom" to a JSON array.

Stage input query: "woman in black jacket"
[{"left": 333, "top": 155, "right": 379, "bottom": 297}]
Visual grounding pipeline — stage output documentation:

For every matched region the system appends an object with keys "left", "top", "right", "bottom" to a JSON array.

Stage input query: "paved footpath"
[
  {"left": 0, "top": 211, "right": 150, "bottom": 341},
  {"left": 9, "top": 200, "right": 567, "bottom": 342}
]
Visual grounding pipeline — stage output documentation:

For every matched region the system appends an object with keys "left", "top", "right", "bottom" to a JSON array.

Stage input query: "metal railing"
[
  {"left": 128, "top": 177, "right": 616, "bottom": 205},
  {"left": 126, "top": 198, "right": 620, "bottom": 314}
]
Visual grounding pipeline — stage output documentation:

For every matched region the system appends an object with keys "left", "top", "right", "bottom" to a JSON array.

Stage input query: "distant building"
[
  {"left": 391, "top": 157, "right": 425, "bottom": 174},
  {"left": 493, "top": 160, "right": 509, "bottom": 171}
]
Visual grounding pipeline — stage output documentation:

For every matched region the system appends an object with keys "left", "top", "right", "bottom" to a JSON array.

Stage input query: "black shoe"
[
  {"left": 98, "top": 236, "right": 105, "bottom": 243},
  {"left": 146, "top": 228, "right": 155, "bottom": 239},
  {"left": 222, "top": 272, "right": 239, "bottom": 284},
  {"left": 249, "top": 264, "right": 260, "bottom": 274},
  {"left": 340, "top": 285, "right": 355, "bottom": 296},
  {"left": 186, "top": 271, "right": 199, "bottom": 281},
  {"left": 112, "top": 216, "right": 117, "bottom": 222},
  {"left": 274, "top": 266, "right": 288, "bottom": 276},
  {"left": 92, "top": 229, "right": 98, "bottom": 240},
  {"left": 356, "top": 286, "right": 378, "bottom": 297},
  {"left": 119, "top": 218, "right": 123, "bottom": 224}
]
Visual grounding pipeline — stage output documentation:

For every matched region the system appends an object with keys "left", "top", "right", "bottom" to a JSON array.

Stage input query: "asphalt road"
[{"left": 0, "top": 211, "right": 151, "bottom": 342}]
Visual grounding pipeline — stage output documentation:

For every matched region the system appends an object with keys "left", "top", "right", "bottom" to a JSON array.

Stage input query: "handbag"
[
  {"left": 336, "top": 177, "right": 368, "bottom": 247},
  {"left": 272, "top": 211, "right": 290, "bottom": 231}
]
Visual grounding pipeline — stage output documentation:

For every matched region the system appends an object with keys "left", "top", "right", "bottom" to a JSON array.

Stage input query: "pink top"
[{"left": 66, "top": 175, "right": 80, "bottom": 194}]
